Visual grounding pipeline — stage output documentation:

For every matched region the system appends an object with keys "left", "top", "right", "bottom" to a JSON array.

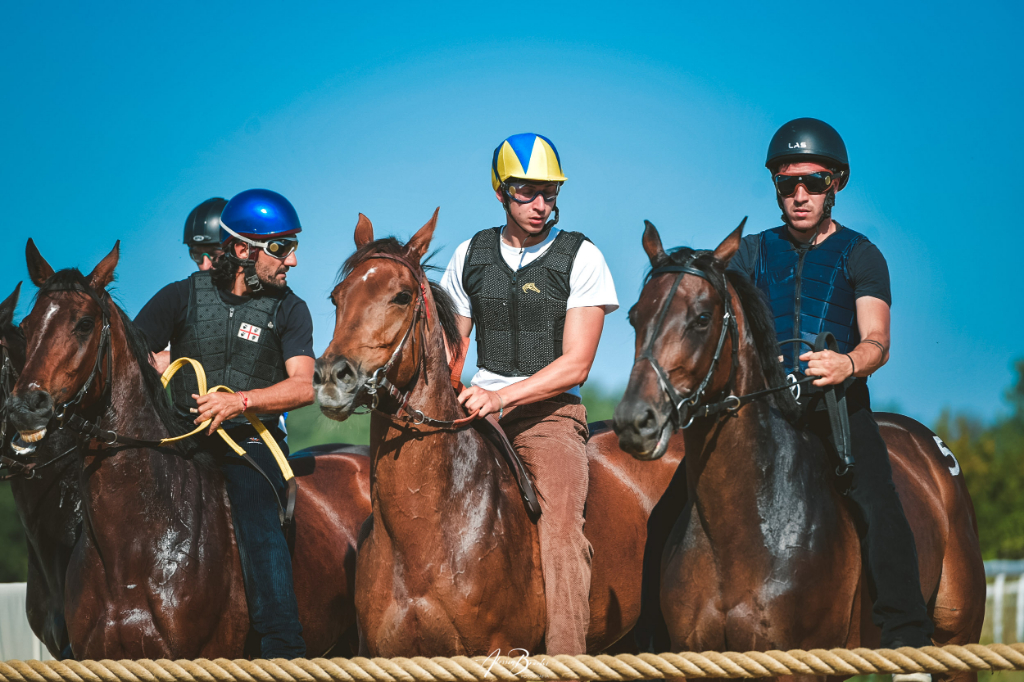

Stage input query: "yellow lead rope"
[{"left": 158, "top": 357, "right": 294, "bottom": 481}]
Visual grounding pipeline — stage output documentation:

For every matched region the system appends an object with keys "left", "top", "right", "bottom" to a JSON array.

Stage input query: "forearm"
[
  {"left": 149, "top": 350, "right": 170, "bottom": 373},
  {"left": 497, "top": 353, "right": 592, "bottom": 408},
  {"left": 239, "top": 376, "right": 314, "bottom": 414},
  {"left": 848, "top": 335, "right": 889, "bottom": 377}
]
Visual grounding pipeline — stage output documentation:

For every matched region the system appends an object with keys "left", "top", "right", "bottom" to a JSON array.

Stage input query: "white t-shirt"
[{"left": 440, "top": 227, "right": 619, "bottom": 396}]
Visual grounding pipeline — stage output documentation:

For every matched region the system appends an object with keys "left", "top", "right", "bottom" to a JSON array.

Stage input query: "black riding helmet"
[
  {"left": 183, "top": 197, "right": 228, "bottom": 246},
  {"left": 766, "top": 118, "right": 850, "bottom": 190}
]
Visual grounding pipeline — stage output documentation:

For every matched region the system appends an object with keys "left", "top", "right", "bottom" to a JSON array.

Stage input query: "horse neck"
[
  {"left": 369, "top": 321, "right": 508, "bottom": 541},
  {"left": 682, "top": 295, "right": 830, "bottom": 564}
]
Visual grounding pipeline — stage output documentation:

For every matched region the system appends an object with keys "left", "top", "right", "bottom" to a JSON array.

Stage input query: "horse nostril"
[
  {"left": 25, "top": 390, "right": 52, "bottom": 413},
  {"left": 312, "top": 369, "right": 324, "bottom": 386},
  {"left": 335, "top": 362, "right": 355, "bottom": 386},
  {"left": 637, "top": 407, "right": 657, "bottom": 434}
]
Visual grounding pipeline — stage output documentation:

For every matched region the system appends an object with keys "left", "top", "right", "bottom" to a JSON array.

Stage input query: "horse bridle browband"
[{"left": 354, "top": 253, "right": 478, "bottom": 429}]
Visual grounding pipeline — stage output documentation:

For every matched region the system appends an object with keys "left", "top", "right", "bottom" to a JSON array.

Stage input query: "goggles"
[
  {"left": 188, "top": 249, "right": 222, "bottom": 265},
  {"left": 221, "top": 223, "right": 300, "bottom": 260},
  {"left": 773, "top": 171, "right": 835, "bottom": 197},
  {"left": 505, "top": 181, "right": 561, "bottom": 204}
]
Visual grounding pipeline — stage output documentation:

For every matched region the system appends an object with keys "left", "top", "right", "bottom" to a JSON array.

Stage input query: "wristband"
[
  {"left": 238, "top": 392, "right": 249, "bottom": 411},
  {"left": 846, "top": 354, "right": 856, "bottom": 377},
  {"left": 497, "top": 392, "right": 506, "bottom": 420}
]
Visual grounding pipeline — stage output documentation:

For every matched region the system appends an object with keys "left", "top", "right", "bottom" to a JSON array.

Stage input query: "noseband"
[{"left": 637, "top": 255, "right": 739, "bottom": 430}]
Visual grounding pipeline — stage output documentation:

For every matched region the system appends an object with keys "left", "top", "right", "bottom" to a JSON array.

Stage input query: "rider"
[
  {"left": 134, "top": 189, "right": 315, "bottom": 658},
  {"left": 440, "top": 133, "right": 618, "bottom": 655},
  {"left": 727, "top": 118, "right": 934, "bottom": 649},
  {"left": 184, "top": 197, "right": 227, "bottom": 271}
]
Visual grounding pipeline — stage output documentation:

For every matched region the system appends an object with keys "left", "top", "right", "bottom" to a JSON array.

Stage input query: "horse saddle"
[{"left": 473, "top": 415, "right": 542, "bottom": 523}]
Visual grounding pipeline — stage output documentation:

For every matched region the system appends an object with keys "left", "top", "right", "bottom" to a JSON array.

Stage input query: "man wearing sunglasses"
[
  {"left": 728, "top": 118, "right": 934, "bottom": 653},
  {"left": 441, "top": 133, "right": 618, "bottom": 655},
  {"left": 134, "top": 188, "right": 315, "bottom": 658}
]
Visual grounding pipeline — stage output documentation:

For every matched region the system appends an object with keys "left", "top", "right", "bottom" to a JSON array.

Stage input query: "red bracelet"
[{"left": 238, "top": 392, "right": 249, "bottom": 410}]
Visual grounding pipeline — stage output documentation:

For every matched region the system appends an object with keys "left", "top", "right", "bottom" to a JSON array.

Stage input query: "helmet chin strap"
[
  {"left": 225, "top": 245, "right": 264, "bottom": 293},
  {"left": 779, "top": 189, "right": 835, "bottom": 239}
]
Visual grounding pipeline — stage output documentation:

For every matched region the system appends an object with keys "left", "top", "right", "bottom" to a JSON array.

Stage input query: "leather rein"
[
  {"left": 354, "top": 253, "right": 478, "bottom": 429},
  {"left": 637, "top": 255, "right": 814, "bottom": 431}
]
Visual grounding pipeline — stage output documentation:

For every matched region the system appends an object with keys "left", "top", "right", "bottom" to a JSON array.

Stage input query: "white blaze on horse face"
[
  {"left": 39, "top": 301, "right": 60, "bottom": 336},
  {"left": 361, "top": 267, "right": 376, "bottom": 282},
  {"left": 933, "top": 436, "right": 961, "bottom": 476}
]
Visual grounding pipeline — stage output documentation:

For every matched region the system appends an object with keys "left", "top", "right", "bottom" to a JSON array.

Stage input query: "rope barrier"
[{"left": 3, "top": 645, "right": 1024, "bottom": 682}]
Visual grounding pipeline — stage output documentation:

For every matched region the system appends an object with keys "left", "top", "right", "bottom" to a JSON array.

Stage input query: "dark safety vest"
[
  {"left": 170, "top": 271, "right": 288, "bottom": 425},
  {"left": 462, "top": 227, "right": 587, "bottom": 376},
  {"left": 752, "top": 225, "right": 865, "bottom": 374}
]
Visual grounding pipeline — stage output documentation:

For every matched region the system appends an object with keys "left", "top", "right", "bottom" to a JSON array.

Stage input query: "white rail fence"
[{"left": 0, "top": 561, "right": 1022, "bottom": 658}]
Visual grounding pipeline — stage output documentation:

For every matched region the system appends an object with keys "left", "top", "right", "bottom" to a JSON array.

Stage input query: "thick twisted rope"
[{"left": 2, "top": 645, "right": 1023, "bottom": 682}]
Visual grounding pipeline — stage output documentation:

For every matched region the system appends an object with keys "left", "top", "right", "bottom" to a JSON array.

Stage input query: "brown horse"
[
  {"left": 613, "top": 222, "right": 985, "bottom": 677},
  {"left": 0, "top": 283, "right": 82, "bottom": 659},
  {"left": 8, "top": 241, "right": 371, "bottom": 659},
  {"left": 313, "top": 211, "right": 683, "bottom": 656}
]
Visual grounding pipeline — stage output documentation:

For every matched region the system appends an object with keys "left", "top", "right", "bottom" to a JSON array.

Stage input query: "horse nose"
[
  {"left": 9, "top": 390, "right": 54, "bottom": 432},
  {"left": 314, "top": 356, "right": 356, "bottom": 389},
  {"left": 613, "top": 399, "right": 664, "bottom": 456}
]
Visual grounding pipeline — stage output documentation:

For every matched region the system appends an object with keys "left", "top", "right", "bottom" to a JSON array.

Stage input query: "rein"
[
  {"left": 637, "top": 256, "right": 813, "bottom": 431},
  {"left": 355, "top": 253, "right": 478, "bottom": 430}
]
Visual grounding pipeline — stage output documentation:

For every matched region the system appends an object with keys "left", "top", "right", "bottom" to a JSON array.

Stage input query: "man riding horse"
[
  {"left": 134, "top": 188, "right": 315, "bottom": 658},
  {"left": 440, "top": 133, "right": 618, "bottom": 655},
  {"left": 727, "top": 118, "right": 934, "bottom": 650}
]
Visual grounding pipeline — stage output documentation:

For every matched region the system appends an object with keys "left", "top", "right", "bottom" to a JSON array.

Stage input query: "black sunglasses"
[
  {"left": 189, "top": 249, "right": 222, "bottom": 265},
  {"left": 774, "top": 172, "right": 834, "bottom": 197}
]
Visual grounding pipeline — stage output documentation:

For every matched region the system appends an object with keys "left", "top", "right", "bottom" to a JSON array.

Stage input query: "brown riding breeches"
[{"left": 500, "top": 394, "right": 591, "bottom": 655}]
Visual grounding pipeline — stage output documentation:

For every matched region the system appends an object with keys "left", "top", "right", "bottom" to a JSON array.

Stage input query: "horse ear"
[
  {"left": 26, "top": 239, "right": 55, "bottom": 286},
  {"left": 406, "top": 207, "right": 439, "bottom": 263},
  {"left": 0, "top": 282, "right": 21, "bottom": 328},
  {"left": 712, "top": 217, "right": 747, "bottom": 266},
  {"left": 87, "top": 241, "right": 120, "bottom": 290},
  {"left": 642, "top": 220, "right": 666, "bottom": 266},
  {"left": 354, "top": 214, "right": 374, "bottom": 248}
]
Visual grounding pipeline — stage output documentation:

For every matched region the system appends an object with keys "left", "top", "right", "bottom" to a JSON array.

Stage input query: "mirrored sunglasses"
[
  {"left": 774, "top": 172, "right": 834, "bottom": 197},
  {"left": 261, "top": 238, "right": 299, "bottom": 260}
]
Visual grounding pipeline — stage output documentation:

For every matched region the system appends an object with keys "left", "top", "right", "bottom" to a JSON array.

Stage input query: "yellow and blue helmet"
[{"left": 491, "top": 133, "right": 567, "bottom": 191}]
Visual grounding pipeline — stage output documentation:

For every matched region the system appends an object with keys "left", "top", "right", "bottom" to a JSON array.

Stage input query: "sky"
[{"left": 1, "top": 1, "right": 1021, "bottom": 425}]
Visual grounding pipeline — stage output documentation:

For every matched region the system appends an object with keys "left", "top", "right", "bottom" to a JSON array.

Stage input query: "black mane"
[
  {"left": 339, "top": 238, "right": 464, "bottom": 364},
  {"left": 38, "top": 269, "right": 201, "bottom": 457},
  {"left": 644, "top": 248, "right": 800, "bottom": 422}
]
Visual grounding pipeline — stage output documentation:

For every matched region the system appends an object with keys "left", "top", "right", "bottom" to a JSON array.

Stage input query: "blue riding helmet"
[{"left": 220, "top": 189, "right": 302, "bottom": 245}]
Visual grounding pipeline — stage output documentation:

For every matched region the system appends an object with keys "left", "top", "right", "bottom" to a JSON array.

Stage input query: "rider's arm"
[
  {"left": 151, "top": 350, "right": 170, "bottom": 373},
  {"left": 456, "top": 306, "right": 606, "bottom": 416},
  {"left": 194, "top": 356, "right": 315, "bottom": 434},
  {"left": 849, "top": 296, "right": 890, "bottom": 376}
]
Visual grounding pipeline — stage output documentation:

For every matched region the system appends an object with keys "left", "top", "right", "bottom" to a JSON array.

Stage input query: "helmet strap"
[{"left": 224, "top": 246, "right": 264, "bottom": 293}]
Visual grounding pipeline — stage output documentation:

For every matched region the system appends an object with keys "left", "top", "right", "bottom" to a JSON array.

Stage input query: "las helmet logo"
[{"left": 788, "top": 141, "right": 807, "bottom": 149}]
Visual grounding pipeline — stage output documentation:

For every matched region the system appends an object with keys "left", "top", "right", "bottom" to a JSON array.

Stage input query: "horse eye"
[
  {"left": 695, "top": 312, "right": 712, "bottom": 328},
  {"left": 74, "top": 317, "right": 95, "bottom": 334},
  {"left": 392, "top": 291, "right": 413, "bottom": 305}
]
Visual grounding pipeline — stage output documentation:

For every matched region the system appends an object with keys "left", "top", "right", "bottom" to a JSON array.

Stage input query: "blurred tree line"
[{"left": 1, "top": 371, "right": 1020, "bottom": 581}]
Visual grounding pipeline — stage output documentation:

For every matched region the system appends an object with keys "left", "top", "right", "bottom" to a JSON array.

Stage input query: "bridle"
[
  {"left": 351, "top": 253, "right": 478, "bottom": 429},
  {"left": 636, "top": 253, "right": 740, "bottom": 430},
  {"left": 636, "top": 254, "right": 815, "bottom": 432}
]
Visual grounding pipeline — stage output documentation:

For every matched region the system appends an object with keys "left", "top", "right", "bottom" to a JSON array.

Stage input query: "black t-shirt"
[
  {"left": 133, "top": 278, "right": 315, "bottom": 360},
  {"left": 727, "top": 224, "right": 892, "bottom": 307}
]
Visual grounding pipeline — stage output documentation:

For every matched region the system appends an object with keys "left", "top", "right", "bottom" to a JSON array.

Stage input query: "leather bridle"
[
  {"left": 351, "top": 253, "right": 478, "bottom": 429},
  {"left": 636, "top": 254, "right": 739, "bottom": 430}
]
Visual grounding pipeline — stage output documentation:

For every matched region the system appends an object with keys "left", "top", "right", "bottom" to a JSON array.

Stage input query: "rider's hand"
[
  {"left": 193, "top": 392, "right": 245, "bottom": 435},
  {"left": 457, "top": 386, "right": 503, "bottom": 419},
  {"left": 799, "top": 350, "right": 854, "bottom": 387}
]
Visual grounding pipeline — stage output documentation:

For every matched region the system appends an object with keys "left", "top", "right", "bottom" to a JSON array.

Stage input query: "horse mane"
[
  {"left": 645, "top": 248, "right": 801, "bottom": 422},
  {"left": 38, "top": 269, "right": 201, "bottom": 458},
  {"left": 339, "top": 238, "right": 464, "bottom": 364}
]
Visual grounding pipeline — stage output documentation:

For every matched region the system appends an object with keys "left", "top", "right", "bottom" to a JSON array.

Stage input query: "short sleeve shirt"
[{"left": 441, "top": 227, "right": 618, "bottom": 395}]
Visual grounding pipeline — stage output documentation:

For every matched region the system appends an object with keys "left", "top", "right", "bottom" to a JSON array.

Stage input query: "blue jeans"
[{"left": 220, "top": 431, "right": 305, "bottom": 658}]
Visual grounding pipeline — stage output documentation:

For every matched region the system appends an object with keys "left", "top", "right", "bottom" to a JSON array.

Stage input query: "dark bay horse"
[
  {"left": 0, "top": 283, "right": 82, "bottom": 658},
  {"left": 613, "top": 221, "right": 984, "bottom": 677},
  {"left": 8, "top": 240, "right": 371, "bottom": 659},
  {"left": 313, "top": 211, "right": 683, "bottom": 656}
]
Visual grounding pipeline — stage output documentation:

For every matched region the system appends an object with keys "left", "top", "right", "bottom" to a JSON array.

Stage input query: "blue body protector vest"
[{"left": 752, "top": 225, "right": 865, "bottom": 374}]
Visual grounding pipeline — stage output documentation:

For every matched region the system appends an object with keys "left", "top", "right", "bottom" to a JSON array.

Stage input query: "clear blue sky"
[{"left": 2, "top": 1, "right": 1020, "bottom": 425}]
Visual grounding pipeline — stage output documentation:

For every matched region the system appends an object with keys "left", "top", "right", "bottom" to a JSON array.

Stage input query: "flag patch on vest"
[{"left": 238, "top": 323, "right": 262, "bottom": 342}]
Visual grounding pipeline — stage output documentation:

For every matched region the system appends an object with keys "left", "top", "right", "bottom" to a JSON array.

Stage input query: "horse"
[
  {"left": 7, "top": 240, "right": 372, "bottom": 659},
  {"left": 0, "top": 283, "right": 82, "bottom": 658},
  {"left": 612, "top": 221, "right": 985, "bottom": 677},
  {"left": 313, "top": 211, "right": 684, "bottom": 656}
]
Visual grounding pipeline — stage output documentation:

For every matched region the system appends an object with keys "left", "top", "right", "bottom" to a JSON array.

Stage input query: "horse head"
[
  {"left": 613, "top": 220, "right": 744, "bottom": 460},
  {"left": 9, "top": 239, "right": 120, "bottom": 443},
  {"left": 314, "top": 210, "right": 441, "bottom": 421},
  {"left": 0, "top": 282, "right": 25, "bottom": 383}
]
